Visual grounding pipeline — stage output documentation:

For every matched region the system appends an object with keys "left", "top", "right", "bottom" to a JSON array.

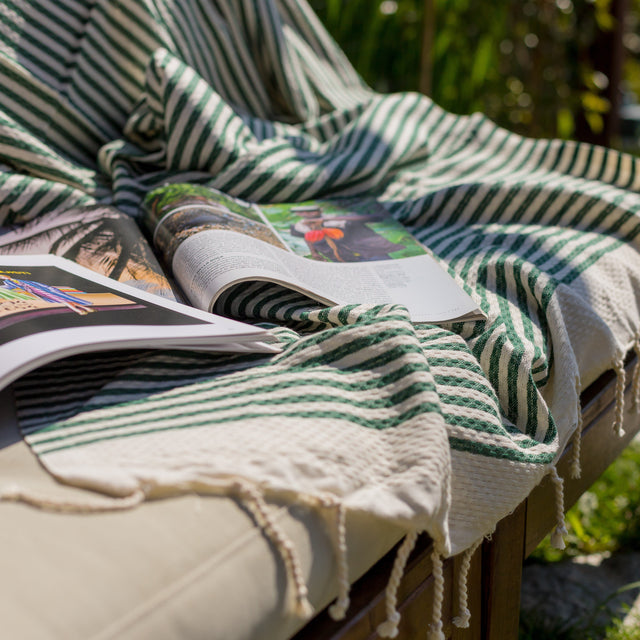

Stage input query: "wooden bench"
[{"left": 293, "top": 357, "right": 640, "bottom": 640}]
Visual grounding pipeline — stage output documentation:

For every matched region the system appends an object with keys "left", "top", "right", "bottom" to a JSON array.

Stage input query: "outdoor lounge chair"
[{"left": 2, "top": 2, "right": 640, "bottom": 639}]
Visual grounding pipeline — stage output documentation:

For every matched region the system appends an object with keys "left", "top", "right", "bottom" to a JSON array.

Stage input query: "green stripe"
[
  {"left": 33, "top": 399, "right": 442, "bottom": 455},
  {"left": 449, "top": 436, "right": 555, "bottom": 463}
]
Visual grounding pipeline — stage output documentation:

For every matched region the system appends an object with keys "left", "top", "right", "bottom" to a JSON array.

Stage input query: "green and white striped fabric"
[{"left": 3, "top": 0, "right": 640, "bottom": 634}]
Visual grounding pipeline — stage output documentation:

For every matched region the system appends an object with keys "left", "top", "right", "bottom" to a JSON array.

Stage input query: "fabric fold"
[{"left": 13, "top": 304, "right": 453, "bottom": 552}]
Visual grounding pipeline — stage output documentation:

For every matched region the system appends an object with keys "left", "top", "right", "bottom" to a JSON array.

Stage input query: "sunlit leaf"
[
  {"left": 586, "top": 112, "right": 605, "bottom": 134},
  {"left": 471, "top": 35, "right": 495, "bottom": 88},
  {"left": 595, "top": 9, "right": 616, "bottom": 30},
  {"left": 582, "top": 91, "right": 611, "bottom": 113}
]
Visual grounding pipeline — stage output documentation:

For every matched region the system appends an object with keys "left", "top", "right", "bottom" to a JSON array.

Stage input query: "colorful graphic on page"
[
  {"left": 0, "top": 263, "right": 207, "bottom": 347},
  {"left": 0, "top": 276, "right": 135, "bottom": 321}
]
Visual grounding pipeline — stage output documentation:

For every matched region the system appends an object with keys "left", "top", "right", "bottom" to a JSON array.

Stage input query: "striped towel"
[{"left": 2, "top": 0, "right": 640, "bottom": 636}]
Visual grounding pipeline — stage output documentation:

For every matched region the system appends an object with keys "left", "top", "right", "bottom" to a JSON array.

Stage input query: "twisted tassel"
[
  {"left": 234, "top": 481, "right": 314, "bottom": 619},
  {"left": 633, "top": 337, "right": 640, "bottom": 409},
  {"left": 452, "top": 538, "right": 482, "bottom": 628},
  {"left": 569, "top": 404, "right": 583, "bottom": 480},
  {"left": 376, "top": 530, "right": 419, "bottom": 638},
  {"left": 548, "top": 467, "right": 568, "bottom": 550},
  {"left": 613, "top": 356, "right": 627, "bottom": 437},
  {"left": 0, "top": 484, "right": 145, "bottom": 512},
  {"left": 327, "top": 501, "right": 351, "bottom": 621},
  {"left": 427, "top": 548, "right": 446, "bottom": 640}
]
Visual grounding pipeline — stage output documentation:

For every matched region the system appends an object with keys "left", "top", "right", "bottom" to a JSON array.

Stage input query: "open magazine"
[
  {"left": 0, "top": 254, "right": 278, "bottom": 394},
  {"left": 142, "top": 184, "right": 485, "bottom": 324}
]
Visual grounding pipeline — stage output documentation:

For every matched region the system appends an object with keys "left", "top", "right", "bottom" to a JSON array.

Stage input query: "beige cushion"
[{"left": 0, "top": 389, "right": 404, "bottom": 640}]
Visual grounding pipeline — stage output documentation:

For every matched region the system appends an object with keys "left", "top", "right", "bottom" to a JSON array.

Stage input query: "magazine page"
[
  {"left": 0, "top": 255, "right": 278, "bottom": 393},
  {"left": 0, "top": 204, "right": 177, "bottom": 300},
  {"left": 142, "top": 184, "right": 484, "bottom": 324}
]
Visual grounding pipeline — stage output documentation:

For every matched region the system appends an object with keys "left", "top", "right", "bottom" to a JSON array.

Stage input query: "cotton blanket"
[{"left": 2, "top": 1, "right": 640, "bottom": 637}]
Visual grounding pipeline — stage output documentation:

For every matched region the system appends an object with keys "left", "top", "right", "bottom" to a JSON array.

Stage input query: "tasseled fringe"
[
  {"left": 427, "top": 548, "right": 446, "bottom": 640},
  {"left": 233, "top": 481, "right": 314, "bottom": 619},
  {"left": 569, "top": 399, "right": 583, "bottom": 480},
  {"left": 376, "top": 533, "right": 446, "bottom": 640},
  {"left": 0, "top": 484, "right": 145, "bottom": 512},
  {"left": 325, "top": 501, "right": 351, "bottom": 621},
  {"left": 633, "top": 336, "right": 640, "bottom": 409},
  {"left": 376, "top": 530, "right": 419, "bottom": 638},
  {"left": 613, "top": 355, "right": 627, "bottom": 437},
  {"left": 548, "top": 466, "right": 568, "bottom": 550},
  {"left": 452, "top": 538, "right": 482, "bottom": 628}
]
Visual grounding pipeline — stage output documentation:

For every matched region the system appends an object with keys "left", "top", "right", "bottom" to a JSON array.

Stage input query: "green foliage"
[
  {"left": 308, "top": 0, "right": 424, "bottom": 94},
  {"left": 520, "top": 441, "right": 640, "bottom": 638},
  {"left": 431, "top": 0, "right": 507, "bottom": 115},
  {"left": 605, "top": 618, "right": 640, "bottom": 640},
  {"left": 532, "top": 439, "right": 640, "bottom": 562},
  {"left": 520, "top": 605, "right": 640, "bottom": 640},
  {"left": 308, "top": 0, "right": 640, "bottom": 141},
  {"left": 519, "top": 581, "right": 640, "bottom": 640},
  {"left": 519, "top": 610, "right": 580, "bottom": 640}
]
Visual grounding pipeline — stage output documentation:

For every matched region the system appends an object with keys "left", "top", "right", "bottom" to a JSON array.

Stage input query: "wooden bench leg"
[{"left": 481, "top": 502, "right": 527, "bottom": 640}]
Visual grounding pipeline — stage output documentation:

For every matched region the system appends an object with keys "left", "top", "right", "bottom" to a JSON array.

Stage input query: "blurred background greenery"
[{"left": 308, "top": 0, "right": 640, "bottom": 151}]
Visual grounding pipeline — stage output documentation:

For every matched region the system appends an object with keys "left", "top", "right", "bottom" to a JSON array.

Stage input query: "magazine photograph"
[
  {"left": 142, "top": 183, "right": 485, "bottom": 324},
  {"left": 0, "top": 204, "right": 176, "bottom": 299},
  {"left": 260, "top": 199, "right": 425, "bottom": 263}
]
